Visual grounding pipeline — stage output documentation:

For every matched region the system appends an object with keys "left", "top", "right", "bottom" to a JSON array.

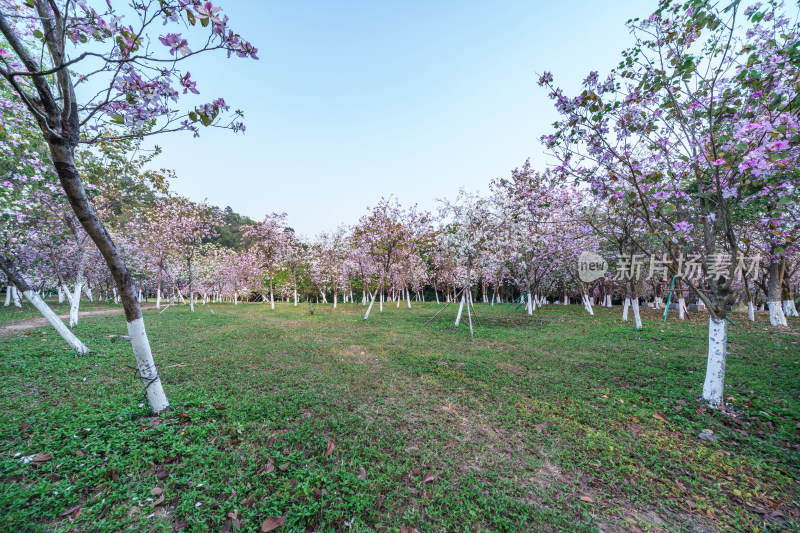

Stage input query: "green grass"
[{"left": 0, "top": 301, "right": 798, "bottom": 532}]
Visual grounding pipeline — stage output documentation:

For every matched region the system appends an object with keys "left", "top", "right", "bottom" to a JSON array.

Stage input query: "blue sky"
[{"left": 150, "top": 0, "right": 651, "bottom": 234}]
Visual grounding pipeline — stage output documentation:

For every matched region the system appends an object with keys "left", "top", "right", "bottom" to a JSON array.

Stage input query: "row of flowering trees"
[{"left": 6, "top": 158, "right": 796, "bottom": 331}]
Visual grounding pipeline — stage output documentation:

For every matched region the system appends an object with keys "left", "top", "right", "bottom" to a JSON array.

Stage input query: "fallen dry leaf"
[
  {"left": 423, "top": 472, "right": 435, "bottom": 484},
  {"left": 261, "top": 516, "right": 285, "bottom": 532},
  {"left": 58, "top": 505, "right": 81, "bottom": 518},
  {"left": 652, "top": 411, "right": 668, "bottom": 423},
  {"left": 150, "top": 494, "right": 165, "bottom": 507},
  {"left": 325, "top": 441, "right": 335, "bottom": 458},
  {"left": 278, "top": 462, "right": 290, "bottom": 471},
  {"left": 239, "top": 494, "right": 255, "bottom": 508},
  {"left": 32, "top": 453, "right": 52, "bottom": 463},
  {"left": 228, "top": 509, "right": 241, "bottom": 528},
  {"left": 19, "top": 422, "right": 31, "bottom": 431},
  {"left": 579, "top": 495, "right": 594, "bottom": 503},
  {"left": 150, "top": 487, "right": 163, "bottom": 496},
  {"left": 409, "top": 467, "right": 422, "bottom": 477},
  {"left": 358, "top": 467, "right": 367, "bottom": 480}
]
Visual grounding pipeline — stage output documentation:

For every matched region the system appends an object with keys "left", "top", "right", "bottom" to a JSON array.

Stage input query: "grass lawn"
[{"left": 0, "top": 300, "right": 798, "bottom": 532}]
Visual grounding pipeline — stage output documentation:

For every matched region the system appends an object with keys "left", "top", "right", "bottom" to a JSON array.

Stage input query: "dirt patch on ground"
[{"left": 0, "top": 306, "right": 155, "bottom": 337}]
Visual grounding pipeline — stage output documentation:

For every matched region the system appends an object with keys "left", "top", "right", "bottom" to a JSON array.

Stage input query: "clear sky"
[{"left": 149, "top": 0, "right": 652, "bottom": 234}]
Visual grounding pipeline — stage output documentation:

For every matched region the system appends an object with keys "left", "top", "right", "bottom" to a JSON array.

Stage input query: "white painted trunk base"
[
  {"left": 5, "top": 286, "right": 11, "bottom": 306},
  {"left": 632, "top": 298, "right": 642, "bottom": 329},
  {"left": 582, "top": 294, "right": 594, "bottom": 315},
  {"left": 748, "top": 301, "right": 755, "bottom": 322},
  {"left": 126, "top": 317, "right": 170, "bottom": 413},
  {"left": 769, "top": 301, "right": 788, "bottom": 327},
  {"left": 12, "top": 286, "right": 22, "bottom": 307},
  {"left": 364, "top": 287, "right": 379, "bottom": 320},
  {"left": 678, "top": 298, "right": 686, "bottom": 320},
  {"left": 702, "top": 317, "right": 727, "bottom": 407},
  {"left": 24, "top": 290, "right": 89, "bottom": 355},
  {"left": 455, "top": 293, "right": 465, "bottom": 327},
  {"left": 783, "top": 300, "right": 799, "bottom": 318},
  {"left": 466, "top": 293, "right": 474, "bottom": 337},
  {"left": 622, "top": 298, "right": 630, "bottom": 321},
  {"left": 69, "top": 282, "right": 82, "bottom": 328}
]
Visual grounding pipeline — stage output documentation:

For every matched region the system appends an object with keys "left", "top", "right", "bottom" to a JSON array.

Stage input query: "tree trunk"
[
  {"left": 632, "top": 297, "right": 642, "bottom": 329},
  {"left": 156, "top": 263, "right": 163, "bottom": 309},
  {"left": 49, "top": 143, "right": 169, "bottom": 414},
  {"left": 83, "top": 283, "right": 93, "bottom": 302},
  {"left": 269, "top": 273, "right": 275, "bottom": 310},
  {"left": 188, "top": 257, "right": 195, "bottom": 313},
  {"left": 12, "top": 285, "right": 22, "bottom": 307},
  {"left": 702, "top": 317, "right": 727, "bottom": 406},
  {"left": 583, "top": 293, "right": 594, "bottom": 316},
  {"left": 364, "top": 285, "right": 380, "bottom": 320},
  {"left": 768, "top": 261, "right": 788, "bottom": 326},
  {"left": 466, "top": 292, "right": 474, "bottom": 337},
  {"left": 0, "top": 256, "right": 89, "bottom": 355},
  {"left": 782, "top": 280, "right": 798, "bottom": 317},
  {"left": 69, "top": 244, "right": 87, "bottom": 328},
  {"left": 455, "top": 292, "right": 465, "bottom": 327}
]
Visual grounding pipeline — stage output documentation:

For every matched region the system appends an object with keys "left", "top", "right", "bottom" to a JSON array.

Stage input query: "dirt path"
[{"left": 0, "top": 305, "right": 157, "bottom": 337}]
